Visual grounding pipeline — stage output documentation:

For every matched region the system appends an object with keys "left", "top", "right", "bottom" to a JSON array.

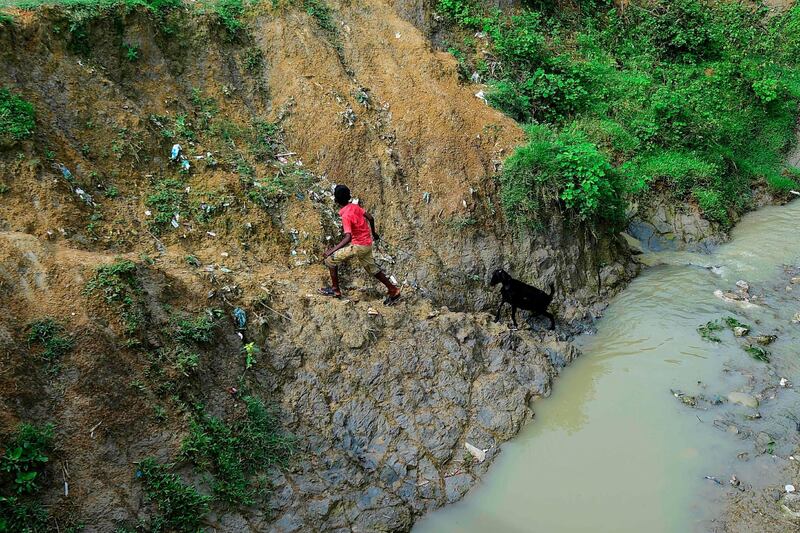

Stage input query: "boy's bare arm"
[{"left": 324, "top": 233, "right": 352, "bottom": 258}]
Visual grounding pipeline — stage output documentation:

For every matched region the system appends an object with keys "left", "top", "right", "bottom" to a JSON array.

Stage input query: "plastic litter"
[
  {"left": 367, "top": 307, "right": 380, "bottom": 316},
  {"left": 787, "top": 485, "right": 796, "bottom": 493},
  {"left": 464, "top": 442, "right": 487, "bottom": 463},
  {"left": 181, "top": 159, "right": 191, "bottom": 171},
  {"left": 780, "top": 378, "right": 790, "bottom": 388},
  {"left": 704, "top": 476, "right": 722, "bottom": 485},
  {"left": 74, "top": 187, "right": 95, "bottom": 206},
  {"left": 475, "top": 90, "right": 486, "bottom": 102},
  {"left": 232, "top": 307, "right": 246, "bottom": 330},
  {"left": 422, "top": 191, "right": 431, "bottom": 204},
  {"left": 171, "top": 144, "right": 182, "bottom": 161}
]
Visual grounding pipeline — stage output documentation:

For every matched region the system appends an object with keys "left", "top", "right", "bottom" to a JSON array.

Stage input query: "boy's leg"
[
  {"left": 328, "top": 266, "right": 341, "bottom": 296},
  {"left": 322, "top": 246, "right": 355, "bottom": 297},
  {"left": 356, "top": 245, "right": 400, "bottom": 299},
  {"left": 374, "top": 271, "right": 400, "bottom": 297}
]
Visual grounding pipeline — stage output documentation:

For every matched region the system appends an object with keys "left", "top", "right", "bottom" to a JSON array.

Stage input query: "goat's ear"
[{"left": 500, "top": 270, "right": 510, "bottom": 281}]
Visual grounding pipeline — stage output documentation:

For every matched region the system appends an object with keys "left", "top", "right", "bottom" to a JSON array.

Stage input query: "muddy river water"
[{"left": 415, "top": 200, "right": 800, "bottom": 532}]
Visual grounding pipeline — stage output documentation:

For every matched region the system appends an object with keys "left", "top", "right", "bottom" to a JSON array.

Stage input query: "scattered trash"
[
  {"left": 671, "top": 389, "right": 697, "bottom": 407},
  {"left": 207, "top": 231, "right": 217, "bottom": 237},
  {"left": 787, "top": 485, "right": 796, "bottom": 493},
  {"left": 704, "top": 476, "right": 723, "bottom": 485},
  {"left": 89, "top": 421, "right": 103, "bottom": 438},
  {"left": 232, "top": 307, "right": 246, "bottom": 330},
  {"left": 422, "top": 191, "right": 431, "bottom": 204},
  {"left": 780, "top": 378, "right": 791, "bottom": 388},
  {"left": 753, "top": 334, "right": 777, "bottom": 345},
  {"left": 395, "top": 32, "right": 401, "bottom": 39},
  {"left": 340, "top": 107, "right": 356, "bottom": 127},
  {"left": 470, "top": 71, "right": 481, "bottom": 84},
  {"left": 714, "top": 289, "right": 759, "bottom": 309},
  {"left": 181, "top": 159, "right": 191, "bottom": 171},
  {"left": 475, "top": 90, "right": 486, "bottom": 102},
  {"left": 367, "top": 307, "right": 380, "bottom": 316},
  {"left": 464, "top": 442, "right": 487, "bottom": 463},
  {"left": 730, "top": 475, "right": 742, "bottom": 489},
  {"left": 792, "top": 312, "right": 800, "bottom": 323},
  {"left": 733, "top": 326, "right": 749, "bottom": 337},
  {"left": 170, "top": 215, "right": 179, "bottom": 228},
  {"left": 228, "top": 386, "right": 238, "bottom": 397},
  {"left": 790, "top": 190, "right": 800, "bottom": 196},
  {"left": 59, "top": 164, "right": 74, "bottom": 182},
  {"left": 170, "top": 144, "right": 182, "bottom": 161},
  {"left": 221, "top": 252, "right": 229, "bottom": 258},
  {"left": 74, "top": 187, "right": 95, "bottom": 206},
  {"left": 145, "top": 210, "right": 152, "bottom": 216},
  {"left": 736, "top": 280, "right": 750, "bottom": 292}
]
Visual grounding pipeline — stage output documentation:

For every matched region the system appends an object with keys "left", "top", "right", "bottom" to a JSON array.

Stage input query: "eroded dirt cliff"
[{"left": 0, "top": 2, "right": 634, "bottom": 530}]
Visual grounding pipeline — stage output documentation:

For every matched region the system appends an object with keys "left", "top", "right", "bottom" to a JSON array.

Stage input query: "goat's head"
[{"left": 489, "top": 269, "right": 509, "bottom": 286}]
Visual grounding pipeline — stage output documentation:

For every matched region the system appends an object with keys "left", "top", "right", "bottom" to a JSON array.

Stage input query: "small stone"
[
  {"left": 754, "top": 334, "right": 777, "bottom": 345},
  {"left": 780, "top": 378, "right": 790, "bottom": 388},
  {"left": 791, "top": 277, "right": 800, "bottom": 284},
  {"left": 728, "top": 392, "right": 758, "bottom": 408},
  {"left": 736, "top": 280, "right": 750, "bottom": 292},
  {"left": 788, "top": 485, "right": 796, "bottom": 493},
  {"left": 793, "top": 312, "right": 800, "bottom": 323}
]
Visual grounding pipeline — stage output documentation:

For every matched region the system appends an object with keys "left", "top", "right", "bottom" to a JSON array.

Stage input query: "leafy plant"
[
  {"left": 242, "top": 342, "right": 259, "bottom": 370},
  {"left": 137, "top": 458, "right": 211, "bottom": 533},
  {"left": 0, "top": 88, "right": 35, "bottom": 147},
  {"left": 84, "top": 260, "right": 142, "bottom": 335},
  {"left": 697, "top": 319, "right": 723, "bottom": 342},
  {"left": 303, "top": 0, "right": 336, "bottom": 34},
  {"left": 123, "top": 42, "right": 139, "bottom": 62},
  {"left": 26, "top": 319, "right": 74, "bottom": 361},
  {"left": 744, "top": 344, "right": 770, "bottom": 363},
  {"left": 174, "top": 313, "right": 215, "bottom": 344},
  {"left": 180, "top": 396, "right": 293, "bottom": 505},
  {"left": 0, "top": 424, "right": 54, "bottom": 496}
]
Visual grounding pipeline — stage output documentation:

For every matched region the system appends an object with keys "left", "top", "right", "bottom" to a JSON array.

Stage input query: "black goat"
[{"left": 489, "top": 269, "right": 556, "bottom": 330}]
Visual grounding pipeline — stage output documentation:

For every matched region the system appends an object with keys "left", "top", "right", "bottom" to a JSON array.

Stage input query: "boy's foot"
[
  {"left": 318, "top": 287, "right": 342, "bottom": 298},
  {"left": 383, "top": 291, "right": 401, "bottom": 306}
]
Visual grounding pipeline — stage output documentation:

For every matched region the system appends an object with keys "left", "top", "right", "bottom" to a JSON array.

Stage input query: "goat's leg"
[
  {"left": 510, "top": 305, "right": 519, "bottom": 329},
  {"left": 494, "top": 300, "right": 504, "bottom": 323},
  {"left": 543, "top": 311, "right": 556, "bottom": 330}
]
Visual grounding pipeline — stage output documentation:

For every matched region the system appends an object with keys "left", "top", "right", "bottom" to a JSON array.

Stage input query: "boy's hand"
[{"left": 323, "top": 248, "right": 334, "bottom": 258}]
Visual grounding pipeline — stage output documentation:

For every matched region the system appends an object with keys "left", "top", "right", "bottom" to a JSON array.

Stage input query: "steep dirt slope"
[{"left": 0, "top": 2, "right": 635, "bottom": 530}]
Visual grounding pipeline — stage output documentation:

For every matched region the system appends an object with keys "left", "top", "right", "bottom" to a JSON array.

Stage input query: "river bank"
[{"left": 414, "top": 198, "right": 800, "bottom": 532}]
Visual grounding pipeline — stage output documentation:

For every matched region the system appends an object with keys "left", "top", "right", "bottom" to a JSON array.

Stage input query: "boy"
[{"left": 319, "top": 185, "right": 401, "bottom": 305}]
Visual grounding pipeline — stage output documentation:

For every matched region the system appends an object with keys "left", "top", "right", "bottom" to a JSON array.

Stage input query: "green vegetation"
[
  {"left": 722, "top": 316, "right": 750, "bottom": 331},
  {"left": 440, "top": 1, "right": 800, "bottom": 228},
  {"left": 145, "top": 179, "right": 187, "bottom": 233},
  {"left": 0, "top": 424, "right": 55, "bottom": 532},
  {"left": 26, "top": 318, "right": 74, "bottom": 361},
  {"left": 123, "top": 42, "right": 139, "bottom": 61},
  {"left": 697, "top": 319, "right": 723, "bottom": 342},
  {"left": 181, "top": 396, "right": 294, "bottom": 505},
  {"left": 84, "top": 259, "right": 142, "bottom": 335},
  {"left": 303, "top": 0, "right": 335, "bottom": 34},
  {"left": 137, "top": 458, "right": 211, "bottom": 533},
  {"left": 0, "top": 88, "right": 35, "bottom": 147},
  {"left": 744, "top": 344, "right": 770, "bottom": 363},
  {"left": 174, "top": 312, "right": 216, "bottom": 344}
]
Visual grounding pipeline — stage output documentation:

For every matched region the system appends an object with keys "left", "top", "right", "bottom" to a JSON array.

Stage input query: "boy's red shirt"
[{"left": 339, "top": 203, "right": 372, "bottom": 246}]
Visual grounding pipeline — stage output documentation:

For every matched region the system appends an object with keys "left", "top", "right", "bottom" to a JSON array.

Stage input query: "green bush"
[
  {"left": 26, "top": 319, "right": 74, "bottom": 361},
  {"left": 0, "top": 88, "right": 35, "bottom": 147},
  {"left": 84, "top": 260, "right": 142, "bottom": 334},
  {"left": 0, "top": 424, "right": 54, "bottom": 496},
  {"left": 443, "top": 1, "right": 800, "bottom": 228},
  {"left": 137, "top": 458, "right": 211, "bottom": 533},
  {"left": 500, "top": 125, "right": 623, "bottom": 225},
  {"left": 174, "top": 313, "right": 215, "bottom": 344},
  {"left": 181, "top": 396, "right": 294, "bottom": 505}
]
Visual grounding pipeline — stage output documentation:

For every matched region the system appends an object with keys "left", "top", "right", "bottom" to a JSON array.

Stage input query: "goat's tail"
[{"left": 548, "top": 283, "right": 555, "bottom": 297}]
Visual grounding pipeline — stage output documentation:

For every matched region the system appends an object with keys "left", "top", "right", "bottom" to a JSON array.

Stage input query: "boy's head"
[{"left": 334, "top": 184, "right": 351, "bottom": 206}]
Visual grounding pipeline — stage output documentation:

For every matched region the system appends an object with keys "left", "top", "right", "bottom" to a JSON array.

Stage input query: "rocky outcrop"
[{"left": 257, "top": 297, "right": 579, "bottom": 531}]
